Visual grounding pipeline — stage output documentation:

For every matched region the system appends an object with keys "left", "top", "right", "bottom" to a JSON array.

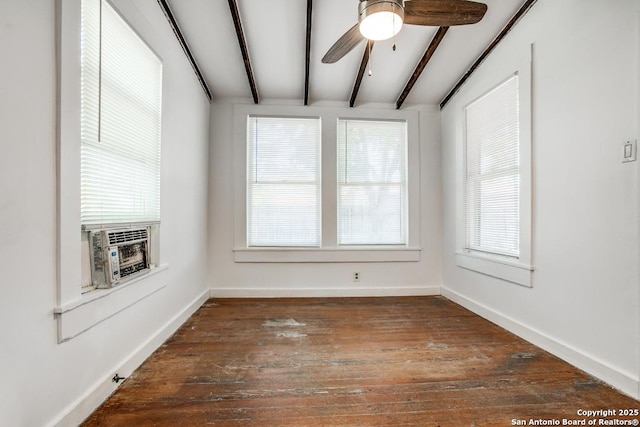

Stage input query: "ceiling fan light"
[{"left": 358, "top": 0, "right": 404, "bottom": 41}]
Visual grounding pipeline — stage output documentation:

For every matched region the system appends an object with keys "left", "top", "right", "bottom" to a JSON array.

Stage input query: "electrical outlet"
[{"left": 353, "top": 272, "right": 360, "bottom": 282}]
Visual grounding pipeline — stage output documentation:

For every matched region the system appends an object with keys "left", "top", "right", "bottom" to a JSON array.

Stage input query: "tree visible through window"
[
  {"left": 246, "top": 116, "right": 321, "bottom": 247},
  {"left": 337, "top": 119, "right": 408, "bottom": 245}
]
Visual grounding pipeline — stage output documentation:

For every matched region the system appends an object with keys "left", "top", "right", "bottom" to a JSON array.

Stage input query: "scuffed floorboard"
[{"left": 82, "top": 297, "right": 639, "bottom": 426}]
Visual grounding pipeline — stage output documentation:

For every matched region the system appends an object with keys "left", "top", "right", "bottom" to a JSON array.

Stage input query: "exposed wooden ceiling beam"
[
  {"left": 395, "top": 26, "right": 449, "bottom": 110},
  {"left": 349, "top": 40, "right": 375, "bottom": 108},
  {"left": 439, "top": 0, "right": 539, "bottom": 109},
  {"left": 304, "top": 0, "right": 313, "bottom": 105},
  {"left": 227, "top": 0, "right": 259, "bottom": 104},
  {"left": 156, "top": 0, "right": 212, "bottom": 102}
]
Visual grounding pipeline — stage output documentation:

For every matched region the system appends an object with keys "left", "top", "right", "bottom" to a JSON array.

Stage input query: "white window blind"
[
  {"left": 81, "top": 0, "right": 162, "bottom": 225},
  {"left": 247, "top": 116, "right": 321, "bottom": 247},
  {"left": 464, "top": 75, "right": 520, "bottom": 258},
  {"left": 337, "top": 119, "right": 407, "bottom": 245}
]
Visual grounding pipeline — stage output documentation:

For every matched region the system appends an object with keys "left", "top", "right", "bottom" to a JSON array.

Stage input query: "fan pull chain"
[
  {"left": 368, "top": 41, "right": 372, "bottom": 76},
  {"left": 392, "top": 12, "right": 397, "bottom": 52}
]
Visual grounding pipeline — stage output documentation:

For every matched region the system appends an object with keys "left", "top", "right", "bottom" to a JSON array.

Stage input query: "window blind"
[
  {"left": 337, "top": 119, "right": 407, "bottom": 245},
  {"left": 464, "top": 75, "right": 520, "bottom": 257},
  {"left": 247, "top": 116, "right": 321, "bottom": 247},
  {"left": 81, "top": 0, "right": 162, "bottom": 225}
]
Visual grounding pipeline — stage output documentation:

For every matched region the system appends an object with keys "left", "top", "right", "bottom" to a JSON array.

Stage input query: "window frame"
[
  {"left": 337, "top": 118, "right": 409, "bottom": 246},
  {"left": 455, "top": 49, "right": 534, "bottom": 287},
  {"left": 246, "top": 115, "right": 322, "bottom": 248},
  {"left": 55, "top": 0, "right": 168, "bottom": 343},
  {"left": 233, "top": 104, "right": 421, "bottom": 263}
]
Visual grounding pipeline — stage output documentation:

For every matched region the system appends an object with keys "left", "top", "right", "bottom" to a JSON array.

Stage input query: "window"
[
  {"left": 464, "top": 75, "right": 519, "bottom": 257},
  {"left": 56, "top": 0, "right": 169, "bottom": 342},
  {"left": 233, "top": 105, "right": 420, "bottom": 263},
  {"left": 337, "top": 119, "right": 407, "bottom": 245},
  {"left": 246, "top": 116, "right": 321, "bottom": 247},
  {"left": 455, "top": 63, "right": 533, "bottom": 287},
  {"left": 80, "top": 0, "right": 162, "bottom": 225}
]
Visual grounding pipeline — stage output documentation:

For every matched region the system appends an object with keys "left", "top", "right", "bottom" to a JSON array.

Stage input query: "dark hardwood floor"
[{"left": 82, "top": 297, "right": 639, "bottom": 426}]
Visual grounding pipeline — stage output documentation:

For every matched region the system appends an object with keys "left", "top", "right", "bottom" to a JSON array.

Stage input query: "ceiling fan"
[{"left": 321, "top": 0, "right": 488, "bottom": 64}]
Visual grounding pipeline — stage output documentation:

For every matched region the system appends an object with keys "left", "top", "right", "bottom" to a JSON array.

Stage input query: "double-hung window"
[
  {"left": 246, "top": 116, "right": 321, "bottom": 247},
  {"left": 80, "top": 0, "right": 162, "bottom": 293},
  {"left": 81, "top": 0, "right": 162, "bottom": 226},
  {"left": 464, "top": 75, "right": 519, "bottom": 257},
  {"left": 337, "top": 119, "right": 408, "bottom": 245},
  {"left": 457, "top": 67, "right": 533, "bottom": 287},
  {"left": 235, "top": 105, "right": 420, "bottom": 263},
  {"left": 56, "top": 0, "right": 166, "bottom": 341}
]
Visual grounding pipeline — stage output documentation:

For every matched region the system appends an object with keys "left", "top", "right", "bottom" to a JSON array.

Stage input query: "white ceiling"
[{"left": 166, "top": 0, "right": 525, "bottom": 107}]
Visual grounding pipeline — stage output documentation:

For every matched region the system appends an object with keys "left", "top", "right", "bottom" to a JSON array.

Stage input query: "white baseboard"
[
  {"left": 51, "top": 284, "right": 638, "bottom": 427},
  {"left": 442, "top": 287, "right": 640, "bottom": 400},
  {"left": 210, "top": 285, "right": 441, "bottom": 298},
  {"left": 52, "top": 288, "right": 210, "bottom": 427}
]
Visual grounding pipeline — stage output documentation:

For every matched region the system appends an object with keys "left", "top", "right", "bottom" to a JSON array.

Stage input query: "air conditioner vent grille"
[{"left": 107, "top": 228, "right": 149, "bottom": 245}]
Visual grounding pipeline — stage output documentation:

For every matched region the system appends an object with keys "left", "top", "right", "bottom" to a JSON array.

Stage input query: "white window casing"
[
  {"left": 233, "top": 104, "right": 421, "bottom": 263},
  {"left": 55, "top": 0, "right": 167, "bottom": 342},
  {"left": 455, "top": 47, "right": 533, "bottom": 287}
]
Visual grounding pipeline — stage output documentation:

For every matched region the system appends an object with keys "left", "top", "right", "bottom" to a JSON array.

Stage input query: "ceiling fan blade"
[
  {"left": 321, "top": 24, "right": 365, "bottom": 64},
  {"left": 404, "top": 0, "right": 487, "bottom": 26}
]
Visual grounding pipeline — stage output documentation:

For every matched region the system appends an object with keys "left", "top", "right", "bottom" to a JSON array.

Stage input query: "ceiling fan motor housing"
[{"left": 358, "top": 0, "right": 405, "bottom": 41}]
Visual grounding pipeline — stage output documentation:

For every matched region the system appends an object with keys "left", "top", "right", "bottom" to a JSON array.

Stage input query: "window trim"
[
  {"left": 455, "top": 48, "right": 533, "bottom": 287},
  {"left": 56, "top": 0, "right": 167, "bottom": 342},
  {"left": 233, "top": 104, "right": 421, "bottom": 263}
]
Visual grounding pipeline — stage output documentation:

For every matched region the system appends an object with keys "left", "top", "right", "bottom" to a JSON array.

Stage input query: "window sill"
[
  {"left": 234, "top": 247, "right": 421, "bottom": 263},
  {"left": 455, "top": 251, "right": 533, "bottom": 287},
  {"left": 54, "top": 264, "right": 169, "bottom": 343}
]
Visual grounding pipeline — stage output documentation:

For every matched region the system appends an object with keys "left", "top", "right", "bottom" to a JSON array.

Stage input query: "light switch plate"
[{"left": 623, "top": 140, "right": 637, "bottom": 163}]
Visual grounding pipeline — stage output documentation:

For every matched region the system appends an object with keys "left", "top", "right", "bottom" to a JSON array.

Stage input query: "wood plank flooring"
[{"left": 82, "top": 297, "right": 640, "bottom": 426}]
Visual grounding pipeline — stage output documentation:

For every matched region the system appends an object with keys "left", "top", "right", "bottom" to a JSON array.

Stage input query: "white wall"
[
  {"left": 3, "top": 0, "right": 637, "bottom": 424},
  {"left": 208, "top": 100, "right": 442, "bottom": 297},
  {"left": 0, "top": 1, "right": 210, "bottom": 425},
  {"left": 441, "top": 0, "right": 640, "bottom": 397}
]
